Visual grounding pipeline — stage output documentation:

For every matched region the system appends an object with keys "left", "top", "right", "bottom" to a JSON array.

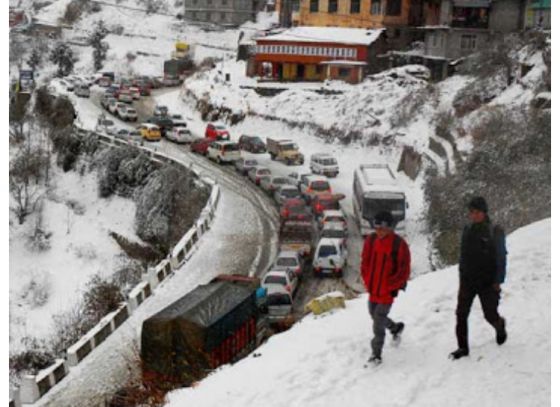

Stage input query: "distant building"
[
  {"left": 524, "top": 0, "right": 550, "bottom": 30},
  {"left": 250, "top": 26, "right": 387, "bottom": 83},
  {"left": 183, "top": 0, "right": 262, "bottom": 26},
  {"left": 422, "top": 0, "right": 526, "bottom": 61}
]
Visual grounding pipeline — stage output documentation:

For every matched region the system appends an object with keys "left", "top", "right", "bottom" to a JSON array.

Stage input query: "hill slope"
[{"left": 166, "top": 218, "right": 551, "bottom": 407}]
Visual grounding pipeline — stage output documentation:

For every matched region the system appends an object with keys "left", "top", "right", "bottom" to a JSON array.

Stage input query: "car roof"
[
  {"left": 212, "top": 140, "right": 236, "bottom": 145},
  {"left": 322, "top": 210, "right": 344, "bottom": 217},
  {"left": 210, "top": 121, "right": 226, "bottom": 126},
  {"left": 311, "top": 153, "right": 335, "bottom": 159},
  {"left": 279, "top": 185, "right": 298, "bottom": 191},
  {"left": 277, "top": 250, "right": 299, "bottom": 258},
  {"left": 322, "top": 222, "right": 346, "bottom": 231},
  {"left": 264, "top": 269, "right": 291, "bottom": 277},
  {"left": 141, "top": 123, "right": 159, "bottom": 129},
  {"left": 253, "top": 166, "right": 269, "bottom": 171},
  {"left": 307, "top": 175, "right": 329, "bottom": 182},
  {"left": 266, "top": 286, "right": 292, "bottom": 297},
  {"left": 284, "top": 198, "right": 305, "bottom": 205}
]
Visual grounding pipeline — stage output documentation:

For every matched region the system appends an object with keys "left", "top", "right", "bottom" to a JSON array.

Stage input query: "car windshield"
[
  {"left": 223, "top": 144, "right": 239, "bottom": 152},
  {"left": 274, "top": 177, "right": 289, "bottom": 185},
  {"left": 258, "top": 169, "right": 271, "bottom": 175},
  {"left": 251, "top": 137, "right": 264, "bottom": 144},
  {"left": 363, "top": 197, "right": 406, "bottom": 223},
  {"left": 277, "top": 257, "right": 297, "bottom": 267},
  {"left": 216, "top": 125, "right": 227, "bottom": 130},
  {"left": 102, "top": 120, "right": 114, "bottom": 126},
  {"left": 318, "top": 245, "right": 337, "bottom": 257},
  {"left": 323, "top": 229, "right": 346, "bottom": 239},
  {"left": 282, "top": 189, "right": 300, "bottom": 198},
  {"left": 246, "top": 159, "right": 258, "bottom": 166},
  {"left": 268, "top": 294, "right": 292, "bottom": 306},
  {"left": 319, "top": 199, "right": 340, "bottom": 210},
  {"left": 178, "top": 129, "right": 189, "bottom": 135},
  {"left": 325, "top": 216, "right": 345, "bottom": 223},
  {"left": 280, "top": 143, "right": 296, "bottom": 150},
  {"left": 127, "top": 109, "right": 136, "bottom": 113},
  {"left": 311, "top": 181, "right": 330, "bottom": 191},
  {"left": 323, "top": 158, "right": 337, "bottom": 165},
  {"left": 264, "top": 275, "right": 287, "bottom": 285},
  {"left": 130, "top": 131, "right": 141, "bottom": 136}
]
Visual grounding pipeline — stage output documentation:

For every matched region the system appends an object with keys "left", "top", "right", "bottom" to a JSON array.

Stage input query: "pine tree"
[
  {"left": 89, "top": 20, "right": 109, "bottom": 72},
  {"left": 49, "top": 43, "right": 75, "bottom": 77}
]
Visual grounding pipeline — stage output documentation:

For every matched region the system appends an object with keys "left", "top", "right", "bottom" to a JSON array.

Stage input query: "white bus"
[{"left": 352, "top": 164, "right": 407, "bottom": 236}]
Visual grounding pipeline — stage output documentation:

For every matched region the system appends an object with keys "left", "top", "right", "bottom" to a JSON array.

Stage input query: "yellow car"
[{"left": 138, "top": 123, "right": 161, "bottom": 141}]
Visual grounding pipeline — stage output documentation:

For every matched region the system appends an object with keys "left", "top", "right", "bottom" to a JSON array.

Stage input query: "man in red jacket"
[{"left": 361, "top": 211, "right": 411, "bottom": 365}]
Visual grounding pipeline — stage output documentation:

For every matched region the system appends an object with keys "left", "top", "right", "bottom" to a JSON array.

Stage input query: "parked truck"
[
  {"left": 141, "top": 274, "right": 268, "bottom": 386},
  {"left": 266, "top": 138, "right": 304, "bottom": 165},
  {"left": 279, "top": 220, "right": 316, "bottom": 258}
]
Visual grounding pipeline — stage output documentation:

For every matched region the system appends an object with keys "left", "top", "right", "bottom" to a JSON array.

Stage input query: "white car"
[
  {"left": 272, "top": 250, "right": 303, "bottom": 277},
  {"left": 260, "top": 175, "right": 291, "bottom": 195},
  {"left": 261, "top": 269, "right": 298, "bottom": 296},
  {"left": 266, "top": 286, "right": 294, "bottom": 322},
  {"left": 129, "top": 86, "right": 141, "bottom": 100},
  {"left": 117, "top": 105, "right": 138, "bottom": 121},
  {"left": 248, "top": 166, "right": 271, "bottom": 186},
  {"left": 117, "top": 90, "right": 133, "bottom": 104},
  {"left": 74, "top": 84, "right": 90, "bottom": 98},
  {"left": 95, "top": 117, "right": 117, "bottom": 135},
  {"left": 319, "top": 222, "right": 348, "bottom": 247},
  {"left": 61, "top": 80, "right": 74, "bottom": 92},
  {"left": 310, "top": 153, "right": 339, "bottom": 177},
  {"left": 207, "top": 141, "right": 241, "bottom": 164},
  {"left": 172, "top": 119, "right": 187, "bottom": 128},
  {"left": 167, "top": 127, "right": 193, "bottom": 144},
  {"left": 108, "top": 101, "right": 125, "bottom": 115},
  {"left": 312, "top": 238, "right": 347, "bottom": 277},
  {"left": 319, "top": 210, "right": 347, "bottom": 229}
]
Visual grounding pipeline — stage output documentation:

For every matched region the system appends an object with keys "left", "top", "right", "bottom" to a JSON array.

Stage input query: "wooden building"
[{"left": 251, "top": 26, "right": 386, "bottom": 83}]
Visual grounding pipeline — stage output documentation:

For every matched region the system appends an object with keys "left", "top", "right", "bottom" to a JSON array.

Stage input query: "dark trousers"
[
  {"left": 368, "top": 301, "right": 396, "bottom": 357},
  {"left": 455, "top": 282, "right": 504, "bottom": 350}
]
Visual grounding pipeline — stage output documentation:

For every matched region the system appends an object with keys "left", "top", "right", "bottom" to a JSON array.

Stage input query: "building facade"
[
  {"left": 251, "top": 26, "right": 387, "bottom": 83},
  {"left": 183, "top": 0, "right": 260, "bottom": 26},
  {"left": 423, "top": 0, "right": 526, "bottom": 60},
  {"left": 524, "top": 0, "right": 550, "bottom": 29}
]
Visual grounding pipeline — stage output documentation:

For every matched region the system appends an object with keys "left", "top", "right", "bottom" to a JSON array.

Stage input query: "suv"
[
  {"left": 273, "top": 185, "right": 301, "bottom": 206},
  {"left": 299, "top": 175, "right": 331, "bottom": 202},
  {"left": 167, "top": 127, "right": 193, "bottom": 144},
  {"left": 205, "top": 122, "right": 230, "bottom": 140},
  {"left": 261, "top": 269, "right": 298, "bottom": 296},
  {"left": 248, "top": 166, "right": 271, "bottom": 186},
  {"left": 260, "top": 175, "right": 291, "bottom": 195},
  {"left": 272, "top": 251, "right": 303, "bottom": 277},
  {"left": 234, "top": 158, "right": 259, "bottom": 175},
  {"left": 310, "top": 153, "right": 339, "bottom": 177},
  {"left": 117, "top": 105, "right": 138, "bottom": 122},
  {"left": 207, "top": 141, "right": 241, "bottom": 164},
  {"left": 190, "top": 138, "right": 213, "bottom": 155},
  {"left": 312, "top": 238, "right": 347, "bottom": 277},
  {"left": 238, "top": 135, "right": 266, "bottom": 153}
]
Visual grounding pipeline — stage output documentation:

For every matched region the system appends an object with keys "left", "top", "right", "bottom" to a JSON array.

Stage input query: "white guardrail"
[{"left": 15, "top": 129, "right": 221, "bottom": 406}]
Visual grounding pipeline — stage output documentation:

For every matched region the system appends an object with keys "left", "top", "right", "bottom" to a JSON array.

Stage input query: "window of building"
[
  {"left": 310, "top": 0, "right": 319, "bottom": 12},
  {"left": 222, "top": 0, "right": 227, "bottom": 4},
  {"left": 221, "top": 12, "right": 226, "bottom": 20},
  {"left": 328, "top": 0, "right": 338, "bottom": 13},
  {"left": 350, "top": 0, "right": 360, "bottom": 13},
  {"left": 339, "top": 67, "right": 351, "bottom": 77},
  {"left": 206, "top": 12, "right": 210, "bottom": 21},
  {"left": 430, "top": 33, "right": 438, "bottom": 47},
  {"left": 192, "top": 0, "right": 198, "bottom": 4},
  {"left": 452, "top": 7, "right": 489, "bottom": 29},
  {"left": 460, "top": 34, "right": 477, "bottom": 50},
  {"left": 386, "top": 0, "right": 401, "bottom": 16},
  {"left": 370, "top": 0, "right": 381, "bottom": 14}
]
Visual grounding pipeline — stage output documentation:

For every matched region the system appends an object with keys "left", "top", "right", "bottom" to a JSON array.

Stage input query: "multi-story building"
[
  {"left": 524, "top": 0, "right": 550, "bottom": 30},
  {"left": 183, "top": 0, "right": 260, "bottom": 26},
  {"left": 423, "top": 0, "right": 526, "bottom": 60}
]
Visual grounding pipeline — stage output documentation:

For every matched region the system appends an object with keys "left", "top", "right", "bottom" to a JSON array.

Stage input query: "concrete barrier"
[
  {"left": 127, "top": 281, "right": 152, "bottom": 312},
  {"left": 19, "top": 359, "right": 68, "bottom": 403}
]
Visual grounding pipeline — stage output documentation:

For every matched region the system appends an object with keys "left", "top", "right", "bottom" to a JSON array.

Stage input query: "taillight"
[
  {"left": 315, "top": 203, "right": 323, "bottom": 213},
  {"left": 306, "top": 186, "right": 312, "bottom": 193},
  {"left": 281, "top": 209, "right": 288, "bottom": 218},
  {"left": 295, "top": 267, "right": 301, "bottom": 274},
  {"left": 285, "top": 285, "right": 291, "bottom": 293}
]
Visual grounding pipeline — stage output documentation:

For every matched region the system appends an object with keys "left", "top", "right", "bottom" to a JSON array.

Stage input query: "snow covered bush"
[
  {"left": 49, "top": 42, "right": 76, "bottom": 78},
  {"left": 71, "top": 243, "right": 98, "bottom": 260},
  {"left": 19, "top": 270, "right": 52, "bottom": 309},
  {"left": 89, "top": 20, "right": 109, "bottom": 71},
  {"left": 425, "top": 106, "right": 550, "bottom": 265},
  {"left": 26, "top": 202, "right": 52, "bottom": 252},
  {"left": 49, "top": 303, "right": 97, "bottom": 357},
  {"left": 83, "top": 275, "right": 125, "bottom": 323},
  {"left": 112, "top": 260, "right": 145, "bottom": 296},
  {"left": 35, "top": 87, "right": 76, "bottom": 129},
  {"left": 9, "top": 337, "right": 54, "bottom": 377}
]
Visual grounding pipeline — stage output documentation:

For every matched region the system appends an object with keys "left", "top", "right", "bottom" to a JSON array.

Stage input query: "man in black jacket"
[{"left": 450, "top": 197, "right": 508, "bottom": 360}]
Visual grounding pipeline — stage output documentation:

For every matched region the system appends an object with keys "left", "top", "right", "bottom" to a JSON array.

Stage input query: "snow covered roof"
[
  {"left": 319, "top": 60, "right": 367, "bottom": 66},
  {"left": 258, "top": 26, "right": 385, "bottom": 46}
]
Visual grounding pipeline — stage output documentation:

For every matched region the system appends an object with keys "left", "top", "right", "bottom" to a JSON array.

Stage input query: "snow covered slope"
[{"left": 166, "top": 218, "right": 551, "bottom": 407}]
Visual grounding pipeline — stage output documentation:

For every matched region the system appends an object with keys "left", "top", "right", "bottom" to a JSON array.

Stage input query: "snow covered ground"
[
  {"left": 166, "top": 218, "right": 551, "bottom": 407},
  {"left": 9, "top": 164, "right": 138, "bottom": 352}
]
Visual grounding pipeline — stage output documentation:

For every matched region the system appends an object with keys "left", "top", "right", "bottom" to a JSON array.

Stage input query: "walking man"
[
  {"left": 450, "top": 196, "right": 508, "bottom": 360},
  {"left": 361, "top": 211, "right": 411, "bottom": 365}
]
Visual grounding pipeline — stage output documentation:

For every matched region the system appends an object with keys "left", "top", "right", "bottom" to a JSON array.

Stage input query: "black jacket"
[{"left": 459, "top": 220, "right": 507, "bottom": 287}]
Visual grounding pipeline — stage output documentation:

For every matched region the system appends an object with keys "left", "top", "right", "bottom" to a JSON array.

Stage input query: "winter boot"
[
  {"left": 496, "top": 318, "right": 507, "bottom": 345},
  {"left": 368, "top": 354, "right": 382, "bottom": 366},
  {"left": 449, "top": 348, "right": 469, "bottom": 360},
  {"left": 390, "top": 322, "right": 405, "bottom": 340}
]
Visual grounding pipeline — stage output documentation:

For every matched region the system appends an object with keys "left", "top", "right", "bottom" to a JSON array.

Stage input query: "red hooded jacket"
[{"left": 361, "top": 232, "right": 411, "bottom": 304}]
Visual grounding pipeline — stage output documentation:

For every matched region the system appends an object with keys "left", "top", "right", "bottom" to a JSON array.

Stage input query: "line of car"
[{"left": 184, "top": 124, "right": 348, "bottom": 325}]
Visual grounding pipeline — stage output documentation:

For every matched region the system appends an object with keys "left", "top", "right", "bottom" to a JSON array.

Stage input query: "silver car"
[
  {"left": 272, "top": 250, "right": 303, "bottom": 278},
  {"left": 234, "top": 158, "right": 259, "bottom": 175},
  {"left": 260, "top": 175, "right": 291, "bottom": 195},
  {"left": 273, "top": 185, "right": 301, "bottom": 206}
]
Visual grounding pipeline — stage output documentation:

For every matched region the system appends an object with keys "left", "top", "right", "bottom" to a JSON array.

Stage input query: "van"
[
  {"left": 138, "top": 123, "right": 161, "bottom": 141},
  {"left": 207, "top": 141, "right": 240, "bottom": 164},
  {"left": 310, "top": 153, "right": 339, "bottom": 177}
]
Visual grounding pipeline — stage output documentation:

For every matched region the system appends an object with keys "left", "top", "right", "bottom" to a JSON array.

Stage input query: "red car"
[
  {"left": 310, "top": 193, "right": 345, "bottom": 217},
  {"left": 205, "top": 122, "right": 230, "bottom": 140},
  {"left": 190, "top": 138, "right": 213, "bottom": 155},
  {"left": 280, "top": 198, "right": 313, "bottom": 222}
]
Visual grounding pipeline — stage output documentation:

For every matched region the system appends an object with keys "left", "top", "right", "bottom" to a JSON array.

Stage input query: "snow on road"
[{"left": 166, "top": 219, "right": 551, "bottom": 407}]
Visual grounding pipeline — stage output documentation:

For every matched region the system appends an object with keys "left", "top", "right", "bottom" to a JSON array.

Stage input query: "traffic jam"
[{"left": 60, "top": 71, "right": 407, "bottom": 330}]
